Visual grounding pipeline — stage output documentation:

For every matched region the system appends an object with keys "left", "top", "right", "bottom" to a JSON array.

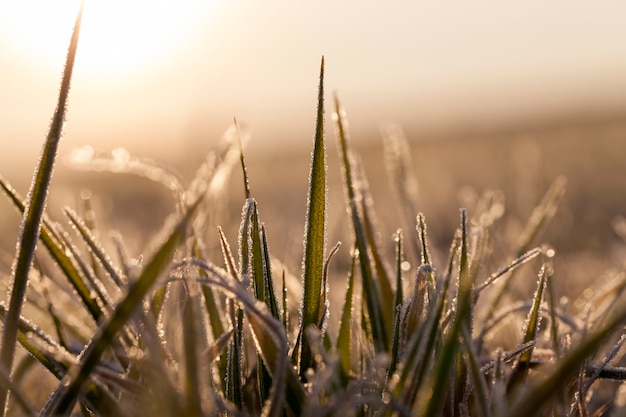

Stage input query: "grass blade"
[
  {"left": 0, "top": 4, "right": 83, "bottom": 414},
  {"left": 182, "top": 284, "right": 203, "bottom": 417},
  {"left": 299, "top": 56, "right": 327, "bottom": 376},
  {"left": 333, "top": 93, "right": 388, "bottom": 353},
  {"left": 423, "top": 210, "right": 470, "bottom": 417},
  {"left": 337, "top": 249, "right": 358, "bottom": 384},
  {"left": 506, "top": 262, "right": 551, "bottom": 393}
]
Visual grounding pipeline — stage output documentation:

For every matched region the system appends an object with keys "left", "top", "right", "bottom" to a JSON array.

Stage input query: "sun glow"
[{"left": 0, "top": 0, "right": 211, "bottom": 77}]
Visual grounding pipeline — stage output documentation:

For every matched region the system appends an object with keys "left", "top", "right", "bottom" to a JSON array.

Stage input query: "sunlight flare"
[{"left": 0, "top": 0, "right": 211, "bottom": 77}]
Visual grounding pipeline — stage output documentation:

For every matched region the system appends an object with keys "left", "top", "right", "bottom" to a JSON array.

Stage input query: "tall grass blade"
[
  {"left": 182, "top": 285, "right": 203, "bottom": 417},
  {"left": 507, "top": 262, "right": 551, "bottom": 392},
  {"left": 260, "top": 225, "right": 281, "bottom": 321},
  {"left": 333, "top": 93, "right": 388, "bottom": 352},
  {"left": 235, "top": 118, "right": 251, "bottom": 200},
  {"left": 299, "top": 56, "right": 327, "bottom": 376},
  {"left": 386, "top": 230, "right": 405, "bottom": 381},
  {"left": 250, "top": 201, "right": 273, "bottom": 406},
  {"left": 0, "top": 4, "right": 83, "bottom": 414},
  {"left": 423, "top": 210, "right": 471, "bottom": 417},
  {"left": 193, "top": 242, "right": 227, "bottom": 383},
  {"left": 337, "top": 249, "right": 358, "bottom": 384},
  {"left": 358, "top": 166, "right": 395, "bottom": 330},
  {"left": 219, "top": 225, "right": 245, "bottom": 409},
  {"left": 41, "top": 198, "right": 200, "bottom": 416}
]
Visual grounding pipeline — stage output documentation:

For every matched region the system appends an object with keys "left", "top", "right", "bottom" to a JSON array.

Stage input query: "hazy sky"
[{"left": 2, "top": 1, "right": 626, "bottom": 172}]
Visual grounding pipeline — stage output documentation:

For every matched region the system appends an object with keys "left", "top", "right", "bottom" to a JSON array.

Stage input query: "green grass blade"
[
  {"left": 461, "top": 325, "right": 492, "bottom": 417},
  {"left": 282, "top": 271, "right": 289, "bottom": 333},
  {"left": 393, "top": 230, "right": 404, "bottom": 310},
  {"left": 0, "top": 177, "right": 103, "bottom": 322},
  {"left": 235, "top": 118, "right": 251, "bottom": 200},
  {"left": 249, "top": 202, "right": 273, "bottom": 409},
  {"left": 337, "top": 249, "right": 357, "bottom": 384},
  {"left": 319, "top": 241, "right": 341, "bottom": 329},
  {"left": 299, "top": 56, "right": 327, "bottom": 376},
  {"left": 260, "top": 225, "right": 281, "bottom": 321},
  {"left": 358, "top": 171, "right": 395, "bottom": 331},
  {"left": 218, "top": 226, "right": 245, "bottom": 409},
  {"left": 423, "top": 210, "right": 470, "bottom": 417},
  {"left": 333, "top": 93, "right": 388, "bottom": 353},
  {"left": 41, "top": 197, "right": 200, "bottom": 416},
  {"left": 193, "top": 242, "right": 227, "bottom": 384},
  {"left": 506, "top": 262, "right": 551, "bottom": 393},
  {"left": 182, "top": 285, "right": 203, "bottom": 417},
  {"left": 0, "top": 4, "right": 83, "bottom": 414},
  {"left": 386, "top": 230, "right": 406, "bottom": 381}
]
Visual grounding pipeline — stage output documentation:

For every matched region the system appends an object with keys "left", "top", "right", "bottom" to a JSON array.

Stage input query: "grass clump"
[{"left": 2, "top": 7, "right": 626, "bottom": 417}]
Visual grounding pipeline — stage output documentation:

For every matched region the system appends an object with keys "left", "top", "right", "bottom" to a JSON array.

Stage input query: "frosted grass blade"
[
  {"left": 182, "top": 286, "right": 203, "bottom": 417},
  {"left": 219, "top": 226, "right": 244, "bottom": 409},
  {"left": 507, "top": 262, "right": 551, "bottom": 392},
  {"left": 299, "top": 57, "right": 327, "bottom": 376},
  {"left": 261, "top": 225, "right": 281, "bottom": 321},
  {"left": 416, "top": 213, "right": 431, "bottom": 265},
  {"left": 333, "top": 93, "right": 388, "bottom": 352},
  {"left": 386, "top": 230, "right": 405, "bottom": 380},
  {"left": 358, "top": 169, "right": 394, "bottom": 330},
  {"left": 337, "top": 249, "right": 357, "bottom": 383},
  {"left": 0, "top": 4, "right": 83, "bottom": 414},
  {"left": 250, "top": 202, "right": 273, "bottom": 406},
  {"left": 423, "top": 210, "right": 470, "bottom": 417}
]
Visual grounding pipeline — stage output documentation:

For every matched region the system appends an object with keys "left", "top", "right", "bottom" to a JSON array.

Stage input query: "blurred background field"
[
  {"left": 1, "top": 1, "right": 626, "bottom": 305},
  {"left": 1, "top": 119, "right": 624, "bottom": 309}
]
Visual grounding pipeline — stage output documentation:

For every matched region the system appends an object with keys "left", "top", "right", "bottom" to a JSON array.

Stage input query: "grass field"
[{"left": 1, "top": 6, "right": 626, "bottom": 416}]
